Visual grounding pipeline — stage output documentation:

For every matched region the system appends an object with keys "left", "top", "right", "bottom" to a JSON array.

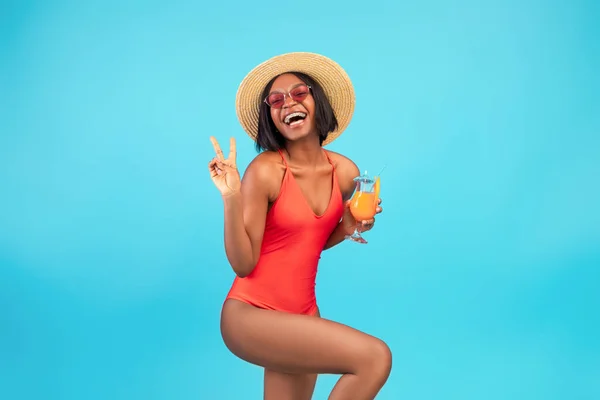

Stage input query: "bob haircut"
[{"left": 255, "top": 71, "right": 338, "bottom": 152}]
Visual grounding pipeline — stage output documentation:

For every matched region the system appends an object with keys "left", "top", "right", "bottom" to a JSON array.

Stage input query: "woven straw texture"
[{"left": 235, "top": 52, "right": 355, "bottom": 146}]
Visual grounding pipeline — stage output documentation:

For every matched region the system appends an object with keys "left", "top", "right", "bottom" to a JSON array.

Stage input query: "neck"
[{"left": 283, "top": 135, "right": 326, "bottom": 166}]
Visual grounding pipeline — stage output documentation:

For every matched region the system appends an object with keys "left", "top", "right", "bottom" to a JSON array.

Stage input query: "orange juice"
[{"left": 350, "top": 191, "right": 377, "bottom": 221}]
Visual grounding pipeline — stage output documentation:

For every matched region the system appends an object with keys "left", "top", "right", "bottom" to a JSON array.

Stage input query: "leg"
[
  {"left": 221, "top": 299, "right": 392, "bottom": 400},
  {"left": 263, "top": 308, "right": 321, "bottom": 400},
  {"left": 263, "top": 370, "right": 317, "bottom": 400}
]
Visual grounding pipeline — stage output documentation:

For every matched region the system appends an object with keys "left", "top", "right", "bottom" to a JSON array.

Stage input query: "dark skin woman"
[{"left": 209, "top": 70, "right": 391, "bottom": 400}]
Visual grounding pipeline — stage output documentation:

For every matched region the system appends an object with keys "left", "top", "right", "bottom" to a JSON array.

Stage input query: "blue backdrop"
[{"left": 1, "top": 0, "right": 599, "bottom": 399}]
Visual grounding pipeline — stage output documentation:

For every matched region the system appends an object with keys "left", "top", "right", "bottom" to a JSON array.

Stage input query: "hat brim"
[{"left": 235, "top": 52, "right": 355, "bottom": 146}]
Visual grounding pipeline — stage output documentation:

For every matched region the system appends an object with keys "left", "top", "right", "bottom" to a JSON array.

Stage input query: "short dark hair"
[{"left": 255, "top": 71, "right": 338, "bottom": 152}]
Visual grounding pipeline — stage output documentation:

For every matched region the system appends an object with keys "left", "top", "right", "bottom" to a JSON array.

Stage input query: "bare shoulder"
[
  {"left": 325, "top": 150, "right": 360, "bottom": 199},
  {"left": 242, "top": 151, "right": 285, "bottom": 201},
  {"left": 326, "top": 150, "right": 360, "bottom": 177}
]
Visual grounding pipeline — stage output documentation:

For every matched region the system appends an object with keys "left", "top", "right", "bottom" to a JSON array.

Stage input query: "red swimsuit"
[{"left": 225, "top": 149, "right": 344, "bottom": 315}]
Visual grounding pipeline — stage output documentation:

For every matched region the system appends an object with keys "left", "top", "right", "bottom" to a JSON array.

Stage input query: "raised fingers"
[
  {"left": 210, "top": 136, "right": 225, "bottom": 160},
  {"left": 229, "top": 137, "right": 237, "bottom": 163}
]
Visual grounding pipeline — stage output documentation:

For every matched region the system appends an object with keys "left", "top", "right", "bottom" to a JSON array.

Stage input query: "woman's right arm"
[
  {"left": 208, "top": 137, "right": 273, "bottom": 277},
  {"left": 221, "top": 157, "right": 272, "bottom": 277}
]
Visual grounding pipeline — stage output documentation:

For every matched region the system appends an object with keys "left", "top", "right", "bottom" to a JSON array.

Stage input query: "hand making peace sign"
[{"left": 208, "top": 136, "right": 241, "bottom": 197}]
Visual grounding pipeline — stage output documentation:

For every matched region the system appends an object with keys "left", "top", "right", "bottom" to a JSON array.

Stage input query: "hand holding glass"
[{"left": 345, "top": 172, "right": 381, "bottom": 244}]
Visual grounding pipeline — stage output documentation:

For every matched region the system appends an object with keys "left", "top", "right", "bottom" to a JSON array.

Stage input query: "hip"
[
  {"left": 225, "top": 282, "right": 318, "bottom": 316},
  {"left": 223, "top": 297, "right": 320, "bottom": 317}
]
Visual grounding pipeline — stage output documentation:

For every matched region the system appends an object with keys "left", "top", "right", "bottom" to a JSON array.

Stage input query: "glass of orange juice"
[{"left": 345, "top": 172, "right": 380, "bottom": 244}]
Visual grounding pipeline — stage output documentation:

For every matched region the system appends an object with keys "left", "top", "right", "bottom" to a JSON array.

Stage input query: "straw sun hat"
[{"left": 235, "top": 52, "right": 355, "bottom": 146}]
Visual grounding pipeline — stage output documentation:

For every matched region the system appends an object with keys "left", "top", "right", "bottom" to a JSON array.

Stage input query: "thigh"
[
  {"left": 263, "top": 370, "right": 317, "bottom": 400},
  {"left": 263, "top": 307, "right": 321, "bottom": 400},
  {"left": 220, "top": 299, "right": 388, "bottom": 376}
]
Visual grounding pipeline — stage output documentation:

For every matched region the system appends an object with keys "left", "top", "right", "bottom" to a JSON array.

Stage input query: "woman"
[{"left": 208, "top": 52, "right": 391, "bottom": 399}]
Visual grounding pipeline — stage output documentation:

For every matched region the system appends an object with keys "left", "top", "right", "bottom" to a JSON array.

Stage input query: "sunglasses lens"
[
  {"left": 267, "top": 93, "right": 285, "bottom": 108},
  {"left": 290, "top": 86, "right": 309, "bottom": 102}
]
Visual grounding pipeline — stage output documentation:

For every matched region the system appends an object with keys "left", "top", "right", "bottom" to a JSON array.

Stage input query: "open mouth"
[{"left": 283, "top": 112, "right": 307, "bottom": 127}]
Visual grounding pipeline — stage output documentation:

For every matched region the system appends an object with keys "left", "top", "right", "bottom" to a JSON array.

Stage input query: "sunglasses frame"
[{"left": 263, "top": 84, "right": 312, "bottom": 108}]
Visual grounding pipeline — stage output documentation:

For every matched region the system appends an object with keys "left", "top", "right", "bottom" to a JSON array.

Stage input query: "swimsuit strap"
[
  {"left": 277, "top": 148, "right": 289, "bottom": 168},
  {"left": 323, "top": 150, "right": 335, "bottom": 169}
]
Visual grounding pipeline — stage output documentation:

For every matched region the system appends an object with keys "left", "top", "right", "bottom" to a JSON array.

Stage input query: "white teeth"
[{"left": 284, "top": 112, "right": 307, "bottom": 124}]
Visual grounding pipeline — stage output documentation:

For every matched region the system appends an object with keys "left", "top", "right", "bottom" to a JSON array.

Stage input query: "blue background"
[{"left": 1, "top": 0, "right": 599, "bottom": 399}]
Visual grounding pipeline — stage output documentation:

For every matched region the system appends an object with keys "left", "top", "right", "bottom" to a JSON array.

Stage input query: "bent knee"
[
  {"left": 357, "top": 337, "right": 392, "bottom": 378},
  {"left": 371, "top": 338, "right": 392, "bottom": 372}
]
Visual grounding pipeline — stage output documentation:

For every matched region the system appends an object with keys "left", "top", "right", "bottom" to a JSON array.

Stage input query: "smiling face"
[
  {"left": 267, "top": 73, "right": 317, "bottom": 143},
  {"left": 255, "top": 71, "right": 339, "bottom": 152}
]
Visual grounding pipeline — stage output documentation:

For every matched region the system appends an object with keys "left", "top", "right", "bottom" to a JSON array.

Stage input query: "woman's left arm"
[{"left": 323, "top": 154, "right": 382, "bottom": 250}]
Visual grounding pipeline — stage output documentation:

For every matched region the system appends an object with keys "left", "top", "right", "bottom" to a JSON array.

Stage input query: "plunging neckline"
[{"left": 279, "top": 150, "right": 337, "bottom": 219}]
